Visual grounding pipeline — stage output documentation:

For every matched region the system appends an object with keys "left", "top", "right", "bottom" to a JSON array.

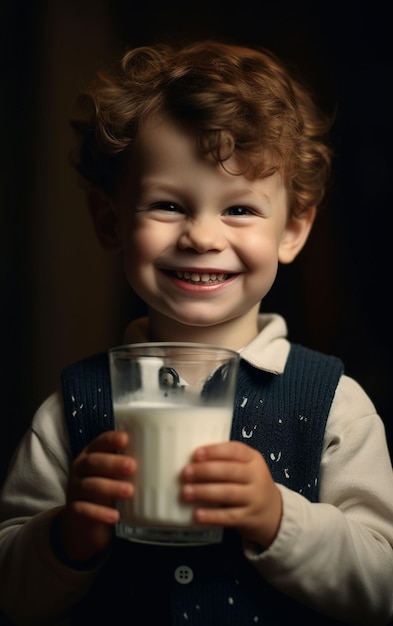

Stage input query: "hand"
[
  {"left": 55, "top": 430, "right": 136, "bottom": 565},
  {"left": 181, "top": 441, "right": 282, "bottom": 548}
]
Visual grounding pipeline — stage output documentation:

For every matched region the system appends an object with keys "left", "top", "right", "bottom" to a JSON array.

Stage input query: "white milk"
[{"left": 114, "top": 401, "right": 233, "bottom": 527}]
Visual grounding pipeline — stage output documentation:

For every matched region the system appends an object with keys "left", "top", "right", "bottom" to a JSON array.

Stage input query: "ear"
[
  {"left": 278, "top": 206, "right": 316, "bottom": 264},
  {"left": 87, "top": 188, "right": 122, "bottom": 252}
]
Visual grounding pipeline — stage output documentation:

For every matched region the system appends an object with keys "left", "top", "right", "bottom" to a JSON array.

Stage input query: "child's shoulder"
[{"left": 288, "top": 342, "right": 344, "bottom": 372}]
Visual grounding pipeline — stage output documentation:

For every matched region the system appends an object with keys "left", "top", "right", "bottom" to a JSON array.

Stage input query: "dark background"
[{"left": 1, "top": 0, "right": 392, "bottom": 484}]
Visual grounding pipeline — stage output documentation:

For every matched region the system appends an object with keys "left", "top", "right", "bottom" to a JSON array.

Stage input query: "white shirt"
[{"left": 1, "top": 314, "right": 393, "bottom": 625}]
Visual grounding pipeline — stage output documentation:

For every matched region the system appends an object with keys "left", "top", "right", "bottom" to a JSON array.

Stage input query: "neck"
[{"left": 147, "top": 306, "right": 260, "bottom": 351}]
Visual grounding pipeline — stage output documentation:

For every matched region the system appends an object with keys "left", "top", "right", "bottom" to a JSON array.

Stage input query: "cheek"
[
  {"left": 122, "top": 226, "right": 169, "bottom": 293},
  {"left": 125, "top": 226, "right": 158, "bottom": 260},
  {"left": 121, "top": 230, "right": 150, "bottom": 285},
  {"left": 240, "top": 232, "right": 280, "bottom": 270}
]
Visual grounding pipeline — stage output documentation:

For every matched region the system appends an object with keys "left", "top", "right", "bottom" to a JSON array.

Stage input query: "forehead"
[
  {"left": 129, "top": 114, "right": 257, "bottom": 181},
  {"left": 119, "top": 113, "right": 287, "bottom": 207},
  {"left": 133, "top": 114, "right": 208, "bottom": 165}
]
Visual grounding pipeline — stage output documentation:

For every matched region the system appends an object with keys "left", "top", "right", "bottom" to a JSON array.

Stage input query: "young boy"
[{"left": 1, "top": 41, "right": 393, "bottom": 625}]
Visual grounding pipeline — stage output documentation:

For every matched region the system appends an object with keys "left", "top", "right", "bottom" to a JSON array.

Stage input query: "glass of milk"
[{"left": 108, "top": 342, "right": 240, "bottom": 546}]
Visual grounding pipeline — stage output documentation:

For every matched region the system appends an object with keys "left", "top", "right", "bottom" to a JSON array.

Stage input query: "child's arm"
[
  {"left": 0, "top": 392, "right": 135, "bottom": 625},
  {"left": 181, "top": 374, "right": 393, "bottom": 624}
]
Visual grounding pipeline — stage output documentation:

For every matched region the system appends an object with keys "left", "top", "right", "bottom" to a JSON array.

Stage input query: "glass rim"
[{"left": 108, "top": 341, "right": 239, "bottom": 359}]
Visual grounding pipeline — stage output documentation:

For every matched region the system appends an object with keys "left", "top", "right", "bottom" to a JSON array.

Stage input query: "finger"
[
  {"left": 194, "top": 505, "right": 245, "bottom": 528},
  {"left": 182, "top": 482, "right": 249, "bottom": 507},
  {"left": 69, "top": 500, "right": 121, "bottom": 525},
  {"left": 183, "top": 460, "right": 249, "bottom": 484},
  {"left": 193, "top": 440, "right": 253, "bottom": 462},
  {"left": 74, "top": 476, "right": 134, "bottom": 503},
  {"left": 85, "top": 429, "right": 129, "bottom": 453},
  {"left": 76, "top": 452, "right": 136, "bottom": 479}
]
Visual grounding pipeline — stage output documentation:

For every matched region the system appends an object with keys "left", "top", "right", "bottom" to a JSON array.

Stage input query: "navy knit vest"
[{"left": 62, "top": 343, "right": 345, "bottom": 625}]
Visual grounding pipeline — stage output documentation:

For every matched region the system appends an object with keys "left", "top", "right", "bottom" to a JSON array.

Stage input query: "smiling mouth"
[{"left": 174, "top": 270, "right": 231, "bottom": 284}]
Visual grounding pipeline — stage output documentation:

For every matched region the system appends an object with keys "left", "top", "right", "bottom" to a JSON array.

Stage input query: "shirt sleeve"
[
  {"left": 0, "top": 392, "right": 101, "bottom": 625},
  {"left": 245, "top": 374, "right": 393, "bottom": 625}
]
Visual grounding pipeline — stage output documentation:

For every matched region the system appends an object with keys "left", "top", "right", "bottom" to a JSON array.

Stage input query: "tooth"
[{"left": 174, "top": 271, "right": 229, "bottom": 283}]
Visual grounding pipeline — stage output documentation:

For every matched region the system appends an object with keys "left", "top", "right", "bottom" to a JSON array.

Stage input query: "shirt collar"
[
  {"left": 239, "top": 313, "right": 289, "bottom": 374},
  {"left": 123, "top": 313, "right": 289, "bottom": 376}
]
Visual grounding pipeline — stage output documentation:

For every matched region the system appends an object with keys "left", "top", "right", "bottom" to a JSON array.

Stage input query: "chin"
[
  {"left": 174, "top": 316, "right": 217, "bottom": 328},
  {"left": 172, "top": 309, "right": 239, "bottom": 329}
]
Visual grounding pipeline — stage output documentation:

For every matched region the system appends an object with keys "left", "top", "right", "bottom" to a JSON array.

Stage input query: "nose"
[{"left": 178, "top": 218, "right": 226, "bottom": 253}]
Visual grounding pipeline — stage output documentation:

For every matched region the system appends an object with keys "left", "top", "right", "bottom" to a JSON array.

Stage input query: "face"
[{"left": 95, "top": 115, "right": 314, "bottom": 347}]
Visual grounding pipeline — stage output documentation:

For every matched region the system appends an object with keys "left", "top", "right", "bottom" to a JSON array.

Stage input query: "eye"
[
  {"left": 150, "top": 201, "right": 183, "bottom": 213},
  {"left": 225, "top": 206, "right": 253, "bottom": 216}
]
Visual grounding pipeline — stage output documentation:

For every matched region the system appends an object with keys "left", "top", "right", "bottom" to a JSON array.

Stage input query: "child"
[{"left": 1, "top": 40, "right": 393, "bottom": 626}]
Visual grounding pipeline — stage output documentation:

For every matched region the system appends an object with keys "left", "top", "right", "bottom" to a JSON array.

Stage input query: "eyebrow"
[
  {"left": 138, "top": 180, "right": 178, "bottom": 196},
  {"left": 139, "top": 180, "right": 272, "bottom": 204},
  {"left": 223, "top": 187, "right": 272, "bottom": 203}
]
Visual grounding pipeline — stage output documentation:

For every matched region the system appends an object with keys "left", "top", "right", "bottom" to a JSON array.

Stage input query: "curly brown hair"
[{"left": 70, "top": 41, "right": 334, "bottom": 216}]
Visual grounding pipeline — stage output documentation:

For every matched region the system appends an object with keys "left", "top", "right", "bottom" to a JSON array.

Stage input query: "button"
[{"left": 174, "top": 565, "right": 194, "bottom": 584}]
